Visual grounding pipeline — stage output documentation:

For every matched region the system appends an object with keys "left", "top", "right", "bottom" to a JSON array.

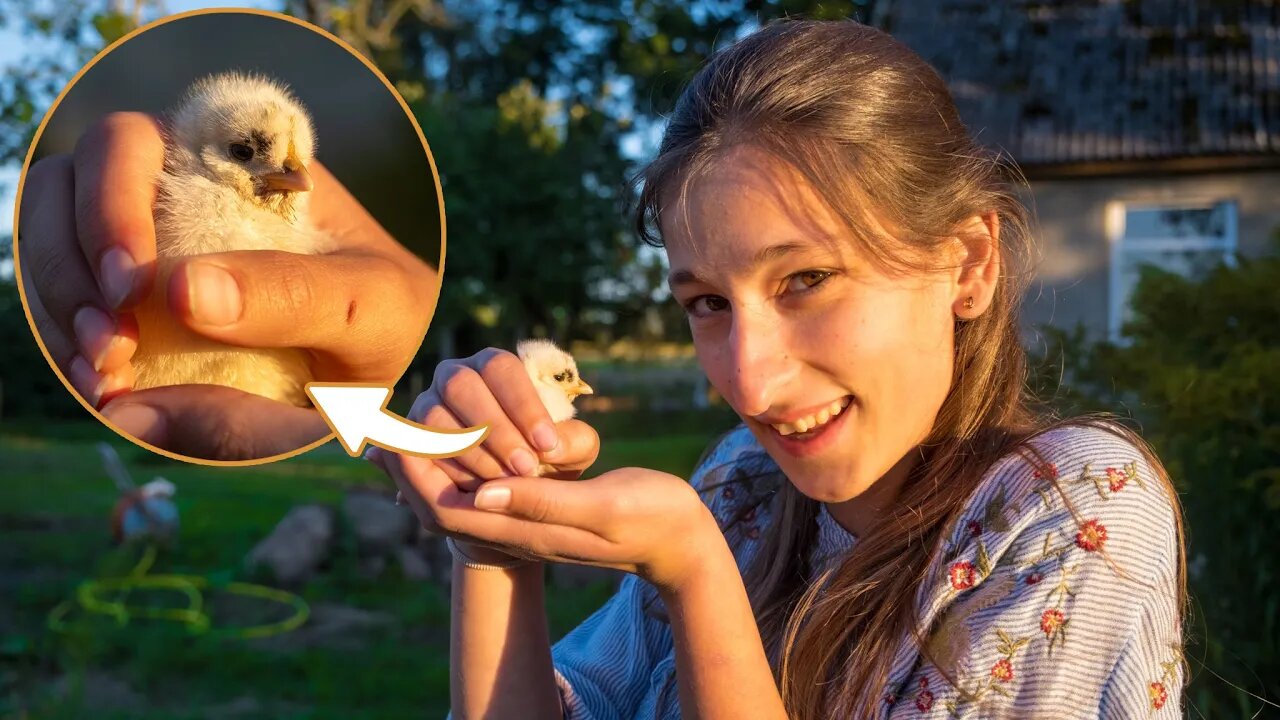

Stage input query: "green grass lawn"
[{"left": 0, "top": 418, "right": 730, "bottom": 719}]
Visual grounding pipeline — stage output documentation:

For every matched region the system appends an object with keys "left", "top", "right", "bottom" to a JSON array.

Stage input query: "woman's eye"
[
  {"left": 229, "top": 143, "right": 254, "bottom": 162},
  {"left": 785, "top": 270, "right": 833, "bottom": 293},
  {"left": 684, "top": 295, "right": 730, "bottom": 317}
]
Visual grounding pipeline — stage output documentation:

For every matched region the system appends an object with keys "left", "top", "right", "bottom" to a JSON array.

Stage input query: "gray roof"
[{"left": 879, "top": 0, "right": 1280, "bottom": 166}]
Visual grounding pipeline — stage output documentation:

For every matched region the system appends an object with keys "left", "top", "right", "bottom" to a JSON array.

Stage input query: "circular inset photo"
[{"left": 14, "top": 9, "right": 443, "bottom": 464}]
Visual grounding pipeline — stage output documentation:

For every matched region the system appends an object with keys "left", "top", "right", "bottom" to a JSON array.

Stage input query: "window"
[{"left": 1105, "top": 199, "right": 1238, "bottom": 342}]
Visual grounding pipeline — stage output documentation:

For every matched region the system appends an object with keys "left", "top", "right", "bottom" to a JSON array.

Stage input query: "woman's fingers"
[
  {"left": 540, "top": 419, "right": 600, "bottom": 474},
  {"left": 71, "top": 112, "right": 164, "bottom": 310},
  {"left": 99, "top": 384, "right": 330, "bottom": 460},
  {"left": 470, "top": 476, "right": 616, "bottom": 531},
  {"left": 387, "top": 452, "right": 612, "bottom": 562},
  {"left": 18, "top": 155, "right": 140, "bottom": 380},
  {"left": 471, "top": 348, "right": 560, "bottom": 454},
  {"left": 165, "top": 248, "right": 425, "bottom": 382},
  {"left": 436, "top": 360, "right": 544, "bottom": 477},
  {"left": 407, "top": 387, "right": 507, "bottom": 484}
]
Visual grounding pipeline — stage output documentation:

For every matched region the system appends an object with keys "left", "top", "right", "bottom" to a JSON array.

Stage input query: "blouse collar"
[{"left": 812, "top": 502, "right": 858, "bottom": 570}]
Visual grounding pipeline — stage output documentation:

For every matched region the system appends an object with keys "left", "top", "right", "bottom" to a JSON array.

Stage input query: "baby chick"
[
  {"left": 517, "top": 338, "right": 593, "bottom": 423},
  {"left": 130, "top": 72, "right": 329, "bottom": 407}
]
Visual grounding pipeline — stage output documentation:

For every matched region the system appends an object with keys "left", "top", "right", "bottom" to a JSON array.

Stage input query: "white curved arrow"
[{"left": 306, "top": 383, "right": 488, "bottom": 458}]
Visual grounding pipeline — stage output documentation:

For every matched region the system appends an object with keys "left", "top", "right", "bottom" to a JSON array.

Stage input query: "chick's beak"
[
  {"left": 261, "top": 154, "right": 313, "bottom": 193},
  {"left": 573, "top": 380, "right": 594, "bottom": 398}
]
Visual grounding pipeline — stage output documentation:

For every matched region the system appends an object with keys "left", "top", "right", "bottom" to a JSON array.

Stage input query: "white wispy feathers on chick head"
[
  {"left": 517, "top": 339, "right": 593, "bottom": 423},
  {"left": 166, "top": 71, "right": 316, "bottom": 221}
]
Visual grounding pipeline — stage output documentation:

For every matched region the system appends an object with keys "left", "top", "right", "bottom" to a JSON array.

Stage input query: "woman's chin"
[{"left": 782, "top": 465, "right": 871, "bottom": 504}]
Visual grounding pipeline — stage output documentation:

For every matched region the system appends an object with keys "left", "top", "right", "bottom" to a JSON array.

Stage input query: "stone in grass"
[
  {"left": 389, "top": 529, "right": 455, "bottom": 584},
  {"left": 244, "top": 504, "right": 334, "bottom": 586},
  {"left": 342, "top": 490, "right": 415, "bottom": 557},
  {"left": 397, "top": 543, "right": 434, "bottom": 582}
]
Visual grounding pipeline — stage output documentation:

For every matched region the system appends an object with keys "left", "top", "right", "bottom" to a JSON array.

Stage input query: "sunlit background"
[{"left": 1, "top": 1, "right": 1277, "bottom": 717}]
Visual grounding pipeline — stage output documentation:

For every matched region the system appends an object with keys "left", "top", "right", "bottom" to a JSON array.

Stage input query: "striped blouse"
[{"left": 544, "top": 423, "right": 1184, "bottom": 719}]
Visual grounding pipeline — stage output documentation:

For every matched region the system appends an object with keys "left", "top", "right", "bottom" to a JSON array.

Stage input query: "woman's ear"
[{"left": 951, "top": 211, "right": 1000, "bottom": 319}]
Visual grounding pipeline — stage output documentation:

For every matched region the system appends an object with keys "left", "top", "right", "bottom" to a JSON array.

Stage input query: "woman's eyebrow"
[{"left": 668, "top": 241, "right": 812, "bottom": 289}]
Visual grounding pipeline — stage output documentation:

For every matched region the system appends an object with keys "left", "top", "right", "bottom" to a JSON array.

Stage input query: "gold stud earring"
[{"left": 964, "top": 297, "right": 975, "bottom": 310}]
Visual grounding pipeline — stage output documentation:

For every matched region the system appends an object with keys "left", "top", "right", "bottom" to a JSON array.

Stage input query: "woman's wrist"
[
  {"left": 448, "top": 536, "right": 538, "bottom": 570},
  {"left": 651, "top": 505, "right": 735, "bottom": 598}
]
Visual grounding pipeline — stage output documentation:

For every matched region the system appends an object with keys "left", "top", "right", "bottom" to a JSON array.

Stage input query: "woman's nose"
[{"left": 724, "top": 308, "right": 793, "bottom": 418}]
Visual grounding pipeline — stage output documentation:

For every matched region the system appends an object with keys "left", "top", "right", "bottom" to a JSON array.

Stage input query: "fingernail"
[
  {"left": 102, "top": 403, "right": 167, "bottom": 446},
  {"left": 99, "top": 247, "right": 136, "bottom": 309},
  {"left": 363, "top": 446, "right": 382, "bottom": 463},
  {"left": 68, "top": 355, "right": 106, "bottom": 407},
  {"left": 474, "top": 486, "right": 511, "bottom": 511},
  {"left": 185, "top": 261, "right": 242, "bottom": 326},
  {"left": 73, "top": 305, "right": 117, "bottom": 372},
  {"left": 532, "top": 423, "right": 559, "bottom": 453},
  {"left": 509, "top": 447, "right": 538, "bottom": 476},
  {"left": 97, "top": 368, "right": 132, "bottom": 407}
]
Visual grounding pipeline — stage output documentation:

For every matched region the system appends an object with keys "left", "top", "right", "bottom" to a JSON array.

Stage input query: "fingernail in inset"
[
  {"left": 73, "top": 305, "right": 116, "bottom": 371},
  {"left": 99, "top": 248, "right": 137, "bottom": 309},
  {"left": 102, "top": 403, "right": 166, "bottom": 446},
  {"left": 186, "top": 261, "right": 242, "bottom": 326},
  {"left": 68, "top": 355, "right": 105, "bottom": 407}
]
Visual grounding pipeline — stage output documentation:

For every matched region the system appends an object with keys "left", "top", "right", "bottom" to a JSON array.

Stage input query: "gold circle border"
[{"left": 10, "top": 6, "right": 448, "bottom": 468}]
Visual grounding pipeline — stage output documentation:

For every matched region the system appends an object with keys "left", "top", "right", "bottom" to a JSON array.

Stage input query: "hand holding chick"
[
  {"left": 369, "top": 343, "right": 601, "bottom": 566},
  {"left": 133, "top": 73, "right": 327, "bottom": 406},
  {"left": 18, "top": 99, "right": 437, "bottom": 460}
]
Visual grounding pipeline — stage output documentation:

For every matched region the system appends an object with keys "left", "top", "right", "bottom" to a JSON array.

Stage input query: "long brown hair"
[{"left": 633, "top": 19, "right": 1187, "bottom": 718}]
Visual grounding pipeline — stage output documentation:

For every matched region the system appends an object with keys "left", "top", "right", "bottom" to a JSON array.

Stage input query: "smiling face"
[{"left": 665, "top": 145, "right": 971, "bottom": 523}]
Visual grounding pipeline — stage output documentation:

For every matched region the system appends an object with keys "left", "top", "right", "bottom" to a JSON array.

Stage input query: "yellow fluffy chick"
[
  {"left": 131, "top": 72, "right": 329, "bottom": 407},
  {"left": 517, "top": 339, "right": 593, "bottom": 423}
]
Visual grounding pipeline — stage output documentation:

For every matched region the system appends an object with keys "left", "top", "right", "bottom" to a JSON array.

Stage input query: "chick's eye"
[
  {"left": 554, "top": 372, "right": 567, "bottom": 382},
  {"left": 786, "top": 270, "right": 833, "bottom": 293},
  {"left": 683, "top": 295, "right": 730, "bottom": 318},
  {"left": 229, "top": 143, "right": 254, "bottom": 162}
]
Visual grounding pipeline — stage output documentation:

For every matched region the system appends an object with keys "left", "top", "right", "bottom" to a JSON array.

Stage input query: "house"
[{"left": 875, "top": 0, "right": 1280, "bottom": 342}]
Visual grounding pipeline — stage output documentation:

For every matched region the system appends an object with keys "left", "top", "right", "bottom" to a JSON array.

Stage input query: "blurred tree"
[
  {"left": 0, "top": 0, "right": 163, "bottom": 169},
  {"left": 1029, "top": 229, "right": 1280, "bottom": 716},
  {"left": 0, "top": 0, "right": 883, "bottom": 411}
]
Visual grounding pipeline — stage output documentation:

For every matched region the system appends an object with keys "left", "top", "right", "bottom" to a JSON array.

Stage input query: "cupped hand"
[
  {"left": 365, "top": 346, "right": 600, "bottom": 563},
  {"left": 382, "top": 452, "right": 720, "bottom": 593},
  {"left": 17, "top": 112, "right": 437, "bottom": 460},
  {"left": 400, "top": 347, "right": 600, "bottom": 489}
]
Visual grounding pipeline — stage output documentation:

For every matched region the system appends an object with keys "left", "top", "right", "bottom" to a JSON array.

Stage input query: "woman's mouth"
[
  {"left": 770, "top": 396, "right": 851, "bottom": 436},
  {"left": 761, "top": 396, "right": 853, "bottom": 457}
]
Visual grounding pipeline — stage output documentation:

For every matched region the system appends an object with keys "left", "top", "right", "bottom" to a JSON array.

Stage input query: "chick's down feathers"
[
  {"left": 516, "top": 339, "right": 593, "bottom": 423},
  {"left": 131, "top": 72, "right": 331, "bottom": 407}
]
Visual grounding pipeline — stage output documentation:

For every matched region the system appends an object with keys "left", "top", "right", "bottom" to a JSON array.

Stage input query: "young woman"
[{"left": 373, "top": 19, "right": 1186, "bottom": 719}]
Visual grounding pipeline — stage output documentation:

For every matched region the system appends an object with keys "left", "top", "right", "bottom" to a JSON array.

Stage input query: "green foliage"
[
  {"left": 0, "top": 1, "right": 160, "bottom": 168},
  {"left": 1030, "top": 231, "right": 1280, "bottom": 717},
  {"left": 415, "top": 83, "right": 631, "bottom": 353},
  {"left": 0, "top": 279, "right": 81, "bottom": 419}
]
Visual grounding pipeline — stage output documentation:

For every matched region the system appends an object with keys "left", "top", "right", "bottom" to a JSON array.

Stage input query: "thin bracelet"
[{"left": 445, "top": 537, "right": 533, "bottom": 571}]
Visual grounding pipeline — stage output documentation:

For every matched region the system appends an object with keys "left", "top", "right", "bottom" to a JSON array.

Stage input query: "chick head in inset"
[
  {"left": 517, "top": 339, "right": 593, "bottom": 423},
  {"left": 168, "top": 72, "right": 316, "bottom": 220}
]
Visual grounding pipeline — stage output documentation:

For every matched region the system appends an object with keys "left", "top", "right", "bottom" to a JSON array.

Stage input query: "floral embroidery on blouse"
[
  {"left": 939, "top": 628, "right": 1032, "bottom": 716},
  {"left": 904, "top": 437, "right": 1177, "bottom": 718},
  {"left": 1149, "top": 645, "right": 1183, "bottom": 712}
]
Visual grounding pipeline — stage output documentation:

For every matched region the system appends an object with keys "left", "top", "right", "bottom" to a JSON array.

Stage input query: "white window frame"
[{"left": 1104, "top": 199, "right": 1238, "bottom": 343}]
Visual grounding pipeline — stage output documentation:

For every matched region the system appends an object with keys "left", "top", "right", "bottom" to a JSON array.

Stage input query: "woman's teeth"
[{"left": 772, "top": 397, "right": 851, "bottom": 436}]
